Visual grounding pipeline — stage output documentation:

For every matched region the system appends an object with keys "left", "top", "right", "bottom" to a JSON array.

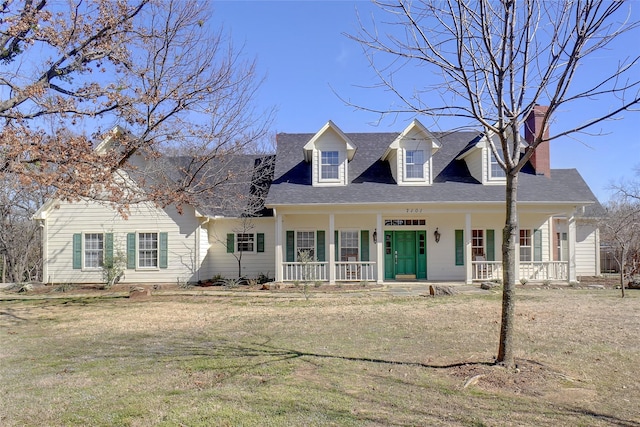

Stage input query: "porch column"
[
  {"left": 329, "top": 213, "right": 335, "bottom": 284},
  {"left": 275, "top": 212, "right": 283, "bottom": 282},
  {"left": 567, "top": 213, "right": 577, "bottom": 283},
  {"left": 376, "top": 213, "right": 383, "bottom": 284},
  {"left": 465, "top": 213, "right": 472, "bottom": 284},
  {"left": 594, "top": 228, "right": 601, "bottom": 275}
]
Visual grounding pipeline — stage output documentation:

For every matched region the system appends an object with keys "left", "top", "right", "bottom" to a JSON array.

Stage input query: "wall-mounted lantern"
[
  {"left": 373, "top": 229, "right": 377, "bottom": 244},
  {"left": 434, "top": 228, "right": 441, "bottom": 243}
]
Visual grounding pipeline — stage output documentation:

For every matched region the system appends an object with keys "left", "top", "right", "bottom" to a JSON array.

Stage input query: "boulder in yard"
[
  {"left": 429, "top": 285, "right": 457, "bottom": 296},
  {"left": 129, "top": 287, "right": 151, "bottom": 300}
]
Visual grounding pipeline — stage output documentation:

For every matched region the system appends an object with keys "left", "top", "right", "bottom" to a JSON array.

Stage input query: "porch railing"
[
  {"left": 283, "top": 262, "right": 327, "bottom": 282},
  {"left": 282, "top": 262, "right": 376, "bottom": 282},
  {"left": 472, "top": 261, "right": 502, "bottom": 281},
  {"left": 335, "top": 262, "right": 376, "bottom": 282},
  {"left": 519, "top": 261, "right": 568, "bottom": 281},
  {"left": 472, "top": 261, "right": 569, "bottom": 281}
]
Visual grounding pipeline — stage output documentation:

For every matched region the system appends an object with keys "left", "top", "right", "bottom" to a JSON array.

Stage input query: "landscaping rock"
[
  {"left": 429, "top": 285, "right": 457, "bottom": 296},
  {"left": 480, "top": 282, "right": 498, "bottom": 290},
  {"left": 129, "top": 287, "right": 151, "bottom": 300}
]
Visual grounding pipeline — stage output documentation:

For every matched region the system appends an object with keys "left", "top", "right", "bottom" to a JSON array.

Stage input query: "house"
[{"left": 34, "top": 107, "right": 602, "bottom": 285}]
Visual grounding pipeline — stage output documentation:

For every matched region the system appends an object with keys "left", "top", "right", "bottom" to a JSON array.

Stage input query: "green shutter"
[
  {"left": 105, "top": 233, "right": 114, "bottom": 266},
  {"left": 455, "top": 229, "right": 464, "bottom": 266},
  {"left": 257, "top": 233, "right": 265, "bottom": 253},
  {"left": 286, "top": 230, "right": 295, "bottom": 262},
  {"left": 127, "top": 233, "right": 136, "bottom": 269},
  {"left": 73, "top": 233, "right": 82, "bottom": 269},
  {"left": 486, "top": 229, "right": 495, "bottom": 261},
  {"left": 335, "top": 230, "right": 339, "bottom": 261},
  {"left": 534, "top": 229, "right": 542, "bottom": 262},
  {"left": 159, "top": 232, "right": 168, "bottom": 269},
  {"left": 361, "top": 230, "right": 369, "bottom": 262},
  {"left": 316, "top": 230, "right": 325, "bottom": 262},
  {"left": 226, "top": 233, "right": 234, "bottom": 253}
]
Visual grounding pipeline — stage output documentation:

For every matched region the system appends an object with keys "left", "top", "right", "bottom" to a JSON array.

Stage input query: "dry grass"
[{"left": 1, "top": 287, "right": 639, "bottom": 426}]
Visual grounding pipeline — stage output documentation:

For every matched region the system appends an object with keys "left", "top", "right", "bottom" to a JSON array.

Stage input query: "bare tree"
[
  {"left": 0, "top": 178, "right": 48, "bottom": 283},
  {"left": 600, "top": 199, "right": 640, "bottom": 297},
  {"left": 349, "top": 0, "right": 640, "bottom": 367},
  {"left": 0, "top": 0, "right": 272, "bottom": 211}
]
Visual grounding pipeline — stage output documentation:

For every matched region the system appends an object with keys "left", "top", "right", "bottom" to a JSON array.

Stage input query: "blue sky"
[{"left": 211, "top": 1, "right": 640, "bottom": 202}]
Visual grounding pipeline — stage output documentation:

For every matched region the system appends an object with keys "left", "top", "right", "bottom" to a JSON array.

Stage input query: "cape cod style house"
[{"left": 34, "top": 107, "right": 602, "bottom": 285}]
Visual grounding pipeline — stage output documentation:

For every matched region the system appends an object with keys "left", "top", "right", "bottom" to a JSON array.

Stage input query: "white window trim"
[
  {"left": 471, "top": 229, "right": 485, "bottom": 259},
  {"left": 404, "top": 149, "right": 426, "bottom": 181},
  {"left": 236, "top": 232, "right": 257, "bottom": 254},
  {"left": 319, "top": 150, "right": 341, "bottom": 183},
  {"left": 487, "top": 147, "right": 507, "bottom": 183},
  {"left": 339, "top": 229, "right": 360, "bottom": 261},
  {"left": 519, "top": 229, "right": 532, "bottom": 262},
  {"left": 82, "top": 231, "right": 104, "bottom": 271},
  {"left": 137, "top": 231, "right": 160, "bottom": 270},
  {"left": 295, "top": 230, "right": 316, "bottom": 261}
]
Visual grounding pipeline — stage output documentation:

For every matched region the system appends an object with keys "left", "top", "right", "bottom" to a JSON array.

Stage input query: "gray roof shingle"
[{"left": 266, "top": 131, "right": 599, "bottom": 208}]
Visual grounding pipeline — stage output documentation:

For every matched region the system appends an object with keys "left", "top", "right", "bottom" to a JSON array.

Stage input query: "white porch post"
[
  {"left": 376, "top": 213, "right": 383, "bottom": 284},
  {"left": 329, "top": 213, "right": 335, "bottom": 284},
  {"left": 275, "top": 212, "right": 283, "bottom": 283},
  {"left": 465, "top": 213, "right": 472, "bottom": 284},
  {"left": 567, "top": 213, "right": 577, "bottom": 283}
]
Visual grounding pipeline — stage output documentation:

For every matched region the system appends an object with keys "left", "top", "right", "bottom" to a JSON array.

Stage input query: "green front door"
[
  {"left": 395, "top": 231, "right": 416, "bottom": 276},
  {"left": 383, "top": 230, "right": 427, "bottom": 280}
]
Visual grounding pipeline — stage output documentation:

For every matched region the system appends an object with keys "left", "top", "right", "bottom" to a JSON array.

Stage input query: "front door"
[
  {"left": 395, "top": 231, "right": 416, "bottom": 276},
  {"left": 384, "top": 230, "right": 427, "bottom": 280}
]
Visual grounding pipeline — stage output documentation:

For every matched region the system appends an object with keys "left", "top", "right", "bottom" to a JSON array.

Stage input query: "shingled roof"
[{"left": 265, "top": 130, "right": 599, "bottom": 208}]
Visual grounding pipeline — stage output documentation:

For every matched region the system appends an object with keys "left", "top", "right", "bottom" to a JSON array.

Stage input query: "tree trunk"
[
  {"left": 620, "top": 246, "right": 626, "bottom": 298},
  {"left": 497, "top": 172, "right": 519, "bottom": 367}
]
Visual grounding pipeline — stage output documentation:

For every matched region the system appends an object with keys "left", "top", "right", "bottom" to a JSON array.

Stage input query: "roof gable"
[{"left": 303, "top": 120, "right": 357, "bottom": 162}]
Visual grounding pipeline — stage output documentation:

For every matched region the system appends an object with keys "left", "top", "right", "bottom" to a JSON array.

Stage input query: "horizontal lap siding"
[
  {"left": 576, "top": 225, "right": 598, "bottom": 276},
  {"left": 44, "top": 201, "right": 199, "bottom": 284},
  {"left": 207, "top": 218, "right": 276, "bottom": 280}
]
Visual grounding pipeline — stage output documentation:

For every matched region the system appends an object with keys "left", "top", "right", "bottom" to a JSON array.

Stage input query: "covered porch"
[{"left": 273, "top": 207, "right": 580, "bottom": 285}]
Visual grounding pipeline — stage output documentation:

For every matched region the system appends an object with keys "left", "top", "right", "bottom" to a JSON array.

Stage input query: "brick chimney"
[{"left": 525, "top": 105, "right": 550, "bottom": 178}]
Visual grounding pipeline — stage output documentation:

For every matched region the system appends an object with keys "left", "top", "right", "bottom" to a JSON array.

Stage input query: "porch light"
[
  {"left": 373, "top": 229, "right": 377, "bottom": 244},
  {"left": 434, "top": 228, "right": 441, "bottom": 243}
]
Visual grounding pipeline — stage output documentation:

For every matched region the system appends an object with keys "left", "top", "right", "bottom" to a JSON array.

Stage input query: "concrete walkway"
[{"left": 367, "top": 282, "right": 492, "bottom": 297}]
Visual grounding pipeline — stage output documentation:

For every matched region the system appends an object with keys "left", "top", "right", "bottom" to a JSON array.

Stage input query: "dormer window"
[
  {"left": 321, "top": 151, "right": 339, "bottom": 180},
  {"left": 490, "top": 150, "right": 506, "bottom": 178},
  {"left": 405, "top": 150, "right": 425, "bottom": 179}
]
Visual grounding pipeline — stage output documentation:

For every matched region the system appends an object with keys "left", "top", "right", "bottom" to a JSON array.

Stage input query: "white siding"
[
  {"left": 576, "top": 224, "right": 599, "bottom": 276},
  {"left": 43, "top": 200, "right": 201, "bottom": 284},
  {"left": 312, "top": 129, "right": 348, "bottom": 187},
  {"left": 465, "top": 149, "right": 483, "bottom": 183},
  {"left": 207, "top": 217, "right": 276, "bottom": 280}
]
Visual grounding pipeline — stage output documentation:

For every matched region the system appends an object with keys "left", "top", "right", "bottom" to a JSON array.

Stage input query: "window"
[
  {"left": 138, "top": 232, "right": 158, "bottom": 268},
  {"left": 340, "top": 230, "right": 359, "bottom": 261},
  {"left": 490, "top": 149, "right": 506, "bottom": 178},
  {"left": 520, "top": 229, "right": 532, "bottom": 262},
  {"left": 557, "top": 232, "right": 568, "bottom": 261},
  {"left": 321, "top": 151, "right": 339, "bottom": 180},
  {"left": 472, "top": 230, "right": 484, "bottom": 259},
  {"left": 296, "top": 231, "right": 315, "bottom": 261},
  {"left": 237, "top": 233, "right": 255, "bottom": 252},
  {"left": 405, "top": 150, "right": 424, "bottom": 179},
  {"left": 84, "top": 233, "right": 104, "bottom": 268}
]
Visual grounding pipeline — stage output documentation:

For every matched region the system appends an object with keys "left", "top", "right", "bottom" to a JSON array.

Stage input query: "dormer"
[
  {"left": 381, "top": 119, "right": 440, "bottom": 186},
  {"left": 456, "top": 127, "right": 524, "bottom": 185},
  {"left": 303, "top": 121, "right": 356, "bottom": 187}
]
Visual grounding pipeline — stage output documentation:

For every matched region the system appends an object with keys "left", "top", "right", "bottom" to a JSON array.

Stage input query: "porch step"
[{"left": 396, "top": 274, "right": 417, "bottom": 280}]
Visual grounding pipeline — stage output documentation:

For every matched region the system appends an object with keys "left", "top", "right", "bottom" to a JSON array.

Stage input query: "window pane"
[
  {"left": 321, "top": 151, "right": 339, "bottom": 180},
  {"left": 491, "top": 149, "right": 506, "bottom": 178},
  {"left": 340, "top": 231, "right": 359, "bottom": 261},
  {"left": 472, "top": 229, "right": 484, "bottom": 258},
  {"left": 139, "top": 232, "right": 158, "bottom": 268},
  {"left": 519, "top": 230, "right": 531, "bottom": 262},
  {"left": 406, "top": 150, "right": 424, "bottom": 179},
  {"left": 237, "top": 233, "right": 255, "bottom": 252},
  {"left": 84, "top": 233, "right": 104, "bottom": 268},
  {"left": 296, "top": 231, "right": 315, "bottom": 261}
]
